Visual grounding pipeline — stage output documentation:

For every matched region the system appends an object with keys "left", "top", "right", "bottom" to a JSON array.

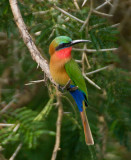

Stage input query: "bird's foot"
[
  {"left": 58, "top": 85, "right": 64, "bottom": 92},
  {"left": 58, "top": 79, "right": 78, "bottom": 92},
  {"left": 58, "top": 79, "right": 71, "bottom": 92},
  {"left": 62, "top": 79, "right": 71, "bottom": 91},
  {"left": 68, "top": 86, "right": 78, "bottom": 92}
]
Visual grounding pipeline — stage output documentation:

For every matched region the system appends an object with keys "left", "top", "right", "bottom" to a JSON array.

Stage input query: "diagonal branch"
[
  {"left": 9, "top": 0, "right": 57, "bottom": 86},
  {"left": 73, "top": 0, "right": 80, "bottom": 10},
  {"left": 80, "top": 0, "right": 93, "bottom": 32},
  {"left": 0, "top": 93, "right": 19, "bottom": 114},
  {"left": 93, "top": 10, "right": 113, "bottom": 17},
  {"left": 82, "top": 0, "right": 88, "bottom": 7},
  {"left": 54, "top": 5, "right": 84, "bottom": 24},
  {"left": 83, "top": 74, "right": 101, "bottom": 90},
  {"left": 95, "top": 0, "right": 112, "bottom": 10},
  {"left": 9, "top": 143, "right": 22, "bottom": 160},
  {"left": 86, "top": 65, "right": 114, "bottom": 75}
]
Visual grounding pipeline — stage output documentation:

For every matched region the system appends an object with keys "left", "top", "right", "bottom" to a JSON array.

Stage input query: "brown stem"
[
  {"left": 9, "top": 0, "right": 57, "bottom": 86},
  {"left": 51, "top": 89, "right": 63, "bottom": 160}
]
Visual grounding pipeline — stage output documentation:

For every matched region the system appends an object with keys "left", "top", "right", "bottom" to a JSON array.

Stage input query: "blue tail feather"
[{"left": 69, "top": 85, "right": 87, "bottom": 112}]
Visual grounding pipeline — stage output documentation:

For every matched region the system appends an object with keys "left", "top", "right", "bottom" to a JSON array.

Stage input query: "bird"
[{"left": 49, "top": 36, "right": 94, "bottom": 145}]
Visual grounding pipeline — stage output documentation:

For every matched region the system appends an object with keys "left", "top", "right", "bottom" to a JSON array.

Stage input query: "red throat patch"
[{"left": 55, "top": 47, "right": 72, "bottom": 59}]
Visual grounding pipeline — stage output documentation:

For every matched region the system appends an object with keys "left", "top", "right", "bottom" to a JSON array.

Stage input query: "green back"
[{"left": 65, "top": 59, "right": 88, "bottom": 98}]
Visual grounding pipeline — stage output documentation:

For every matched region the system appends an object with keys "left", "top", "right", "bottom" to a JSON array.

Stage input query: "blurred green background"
[{"left": 0, "top": 0, "right": 131, "bottom": 160}]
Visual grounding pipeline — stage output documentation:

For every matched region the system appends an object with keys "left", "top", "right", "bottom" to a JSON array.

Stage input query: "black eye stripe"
[{"left": 56, "top": 42, "right": 71, "bottom": 51}]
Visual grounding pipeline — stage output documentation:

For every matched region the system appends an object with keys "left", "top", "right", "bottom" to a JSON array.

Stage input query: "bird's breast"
[{"left": 50, "top": 54, "right": 71, "bottom": 85}]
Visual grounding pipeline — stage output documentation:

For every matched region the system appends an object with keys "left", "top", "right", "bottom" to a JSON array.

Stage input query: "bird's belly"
[{"left": 50, "top": 65, "right": 70, "bottom": 86}]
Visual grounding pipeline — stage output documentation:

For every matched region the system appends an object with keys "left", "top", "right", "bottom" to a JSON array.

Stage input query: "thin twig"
[
  {"left": 73, "top": 0, "right": 80, "bottom": 10},
  {"left": 81, "top": 45, "right": 91, "bottom": 72},
  {"left": 107, "top": 0, "right": 113, "bottom": 7},
  {"left": 34, "top": 31, "right": 41, "bottom": 36},
  {"left": 61, "top": 95, "right": 77, "bottom": 116},
  {"left": 75, "top": 59, "right": 82, "bottom": 63},
  {"left": 82, "top": 51, "right": 85, "bottom": 73},
  {"left": 9, "top": 143, "right": 22, "bottom": 160},
  {"left": 0, "top": 123, "right": 14, "bottom": 127},
  {"left": 25, "top": 79, "right": 45, "bottom": 85},
  {"left": 13, "top": 124, "right": 20, "bottom": 132},
  {"left": 110, "top": 23, "right": 120, "bottom": 28},
  {"left": 83, "top": 44, "right": 91, "bottom": 69},
  {"left": 82, "top": 0, "right": 88, "bottom": 7},
  {"left": 95, "top": 1, "right": 107, "bottom": 10},
  {"left": 95, "top": 0, "right": 112, "bottom": 10},
  {"left": 9, "top": 0, "right": 56, "bottom": 86},
  {"left": 0, "top": 94, "right": 19, "bottom": 114},
  {"left": 3, "top": 124, "right": 20, "bottom": 146},
  {"left": 64, "top": 17, "right": 70, "bottom": 22},
  {"left": 73, "top": 47, "right": 118, "bottom": 53},
  {"left": 47, "top": 28, "right": 55, "bottom": 40},
  {"left": 80, "top": 0, "right": 93, "bottom": 32},
  {"left": 89, "top": 23, "right": 105, "bottom": 30},
  {"left": 86, "top": 65, "right": 114, "bottom": 75},
  {"left": 93, "top": 10, "right": 113, "bottom": 17},
  {"left": 89, "top": 22, "right": 120, "bottom": 31},
  {"left": 83, "top": 74, "right": 101, "bottom": 90},
  {"left": 51, "top": 89, "right": 63, "bottom": 160},
  {"left": 54, "top": 5, "right": 84, "bottom": 24},
  {"left": 84, "top": 53, "right": 91, "bottom": 69}
]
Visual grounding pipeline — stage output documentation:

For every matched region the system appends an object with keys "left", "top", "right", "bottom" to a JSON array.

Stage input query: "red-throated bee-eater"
[{"left": 49, "top": 36, "right": 94, "bottom": 145}]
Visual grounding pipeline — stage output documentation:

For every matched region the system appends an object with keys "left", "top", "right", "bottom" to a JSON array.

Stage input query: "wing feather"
[{"left": 65, "top": 59, "right": 88, "bottom": 97}]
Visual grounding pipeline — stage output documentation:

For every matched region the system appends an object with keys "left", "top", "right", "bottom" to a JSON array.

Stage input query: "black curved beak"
[
  {"left": 56, "top": 39, "right": 91, "bottom": 51},
  {"left": 70, "top": 39, "right": 91, "bottom": 46}
]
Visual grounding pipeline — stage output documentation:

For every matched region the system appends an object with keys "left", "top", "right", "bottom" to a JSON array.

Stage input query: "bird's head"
[{"left": 49, "top": 36, "right": 91, "bottom": 56}]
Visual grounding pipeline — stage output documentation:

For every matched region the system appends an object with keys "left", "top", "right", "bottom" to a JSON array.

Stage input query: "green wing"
[{"left": 65, "top": 59, "right": 88, "bottom": 98}]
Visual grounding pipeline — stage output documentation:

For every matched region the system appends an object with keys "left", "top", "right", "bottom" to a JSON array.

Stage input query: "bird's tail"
[
  {"left": 69, "top": 86, "right": 94, "bottom": 145},
  {"left": 80, "top": 101, "right": 94, "bottom": 145}
]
